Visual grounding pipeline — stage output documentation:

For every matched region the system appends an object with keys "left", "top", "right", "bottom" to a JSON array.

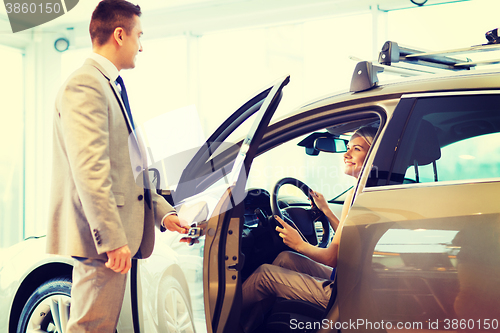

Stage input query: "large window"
[
  {"left": 0, "top": 45, "right": 24, "bottom": 248},
  {"left": 387, "top": 0, "right": 500, "bottom": 65},
  {"left": 16, "top": 0, "right": 499, "bottom": 248},
  {"left": 197, "top": 14, "right": 373, "bottom": 135}
]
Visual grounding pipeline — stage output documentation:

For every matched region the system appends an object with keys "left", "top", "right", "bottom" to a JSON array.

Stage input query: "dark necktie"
[
  {"left": 115, "top": 75, "right": 135, "bottom": 130},
  {"left": 115, "top": 75, "right": 151, "bottom": 208}
]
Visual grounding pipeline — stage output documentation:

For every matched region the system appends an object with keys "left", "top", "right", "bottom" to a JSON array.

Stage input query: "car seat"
[{"left": 409, "top": 120, "right": 441, "bottom": 182}]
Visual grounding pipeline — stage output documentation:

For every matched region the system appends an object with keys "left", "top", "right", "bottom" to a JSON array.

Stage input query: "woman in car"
[{"left": 240, "top": 126, "right": 378, "bottom": 332}]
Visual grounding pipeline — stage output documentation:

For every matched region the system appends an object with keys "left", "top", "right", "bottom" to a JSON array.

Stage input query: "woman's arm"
[
  {"left": 275, "top": 189, "right": 354, "bottom": 268},
  {"left": 310, "top": 190, "right": 339, "bottom": 231},
  {"left": 275, "top": 215, "right": 339, "bottom": 267}
]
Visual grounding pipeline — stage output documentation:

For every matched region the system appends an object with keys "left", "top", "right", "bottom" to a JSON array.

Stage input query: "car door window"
[
  {"left": 247, "top": 132, "right": 354, "bottom": 201},
  {"left": 405, "top": 131, "right": 500, "bottom": 183},
  {"left": 384, "top": 93, "right": 500, "bottom": 185}
]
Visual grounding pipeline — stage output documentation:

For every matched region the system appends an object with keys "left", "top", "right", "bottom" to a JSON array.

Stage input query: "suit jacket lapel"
[{"left": 85, "top": 59, "right": 138, "bottom": 143}]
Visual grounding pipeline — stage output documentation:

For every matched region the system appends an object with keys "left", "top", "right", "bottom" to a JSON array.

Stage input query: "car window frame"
[{"left": 366, "top": 90, "right": 500, "bottom": 191}]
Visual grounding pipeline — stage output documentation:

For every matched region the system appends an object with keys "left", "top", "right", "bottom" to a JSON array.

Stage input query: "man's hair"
[{"left": 89, "top": 0, "right": 141, "bottom": 46}]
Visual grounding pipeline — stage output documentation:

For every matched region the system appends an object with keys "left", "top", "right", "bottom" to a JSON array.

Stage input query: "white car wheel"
[
  {"left": 158, "top": 276, "right": 195, "bottom": 333},
  {"left": 17, "top": 277, "right": 72, "bottom": 333}
]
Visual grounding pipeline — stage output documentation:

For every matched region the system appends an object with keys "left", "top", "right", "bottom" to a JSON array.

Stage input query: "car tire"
[
  {"left": 157, "top": 275, "right": 195, "bottom": 333},
  {"left": 17, "top": 277, "right": 72, "bottom": 333}
]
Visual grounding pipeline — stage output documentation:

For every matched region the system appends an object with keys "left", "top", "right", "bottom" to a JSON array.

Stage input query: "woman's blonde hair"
[{"left": 351, "top": 126, "right": 378, "bottom": 146}]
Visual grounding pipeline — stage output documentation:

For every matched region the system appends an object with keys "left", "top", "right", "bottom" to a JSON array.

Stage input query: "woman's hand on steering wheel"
[
  {"left": 309, "top": 190, "right": 329, "bottom": 213},
  {"left": 275, "top": 215, "right": 305, "bottom": 252},
  {"left": 271, "top": 177, "right": 331, "bottom": 248}
]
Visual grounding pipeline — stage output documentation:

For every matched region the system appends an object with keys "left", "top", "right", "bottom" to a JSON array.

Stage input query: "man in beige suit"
[{"left": 46, "top": 0, "right": 188, "bottom": 331}]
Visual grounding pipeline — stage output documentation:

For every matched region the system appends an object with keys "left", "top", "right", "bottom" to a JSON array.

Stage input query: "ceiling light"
[
  {"left": 410, "top": 0, "right": 428, "bottom": 6},
  {"left": 54, "top": 37, "right": 70, "bottom": 52},
  {"left": 459, "top": 155, "right": 475, "bottom": 160}
]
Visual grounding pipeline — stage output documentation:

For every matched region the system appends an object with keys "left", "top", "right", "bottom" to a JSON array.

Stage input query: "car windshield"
[{"left": 246, "top": 132, "right": 355, "bottom": 201}]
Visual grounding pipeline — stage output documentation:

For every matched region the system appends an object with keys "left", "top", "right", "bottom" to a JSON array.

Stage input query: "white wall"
[{"left": 0, "top": 45, "right": 24, "bottom": 247}]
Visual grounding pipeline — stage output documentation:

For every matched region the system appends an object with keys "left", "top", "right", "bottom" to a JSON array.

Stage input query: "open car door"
[{"left": 175, "top": 76, "right": 289, "bottom": 333}]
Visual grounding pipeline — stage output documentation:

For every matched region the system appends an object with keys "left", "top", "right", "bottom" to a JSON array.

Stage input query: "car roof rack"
[
  {"left": 350, "top": 29, "right": 500, "bottom": 93},
  {"left": 378, "top": 39, "right": 500, "bottom": 71},
  {"left": 350, "top": 61, "right": 384, "bottom": 93}
]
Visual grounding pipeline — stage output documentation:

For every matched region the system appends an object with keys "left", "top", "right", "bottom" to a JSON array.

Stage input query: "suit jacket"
[{"left": 47, "top": 58, "right": 175, "bottom": 260}]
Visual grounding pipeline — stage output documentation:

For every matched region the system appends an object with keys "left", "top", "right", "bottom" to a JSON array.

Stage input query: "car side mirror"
[{"left": 314, "top": 137, "right": 348, "bottom": 153}]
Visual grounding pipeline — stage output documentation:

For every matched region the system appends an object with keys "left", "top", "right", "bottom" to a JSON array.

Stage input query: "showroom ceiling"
[{"left": 0, "top": 0, "right": 468, "bottom": 49}]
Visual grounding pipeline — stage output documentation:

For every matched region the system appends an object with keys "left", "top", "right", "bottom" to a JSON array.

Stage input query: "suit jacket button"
[
  {"left": 97, "top": 240, "right": 102, "bottom": 245},
  {"left": 138, "top": 194, "right": 143, "bottom": 201},
  {"left": 136, "top": 166, "right": 142, "bottom": 172}
]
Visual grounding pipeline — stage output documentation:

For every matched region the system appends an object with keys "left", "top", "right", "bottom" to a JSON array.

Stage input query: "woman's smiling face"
[{"left": 343, "top": 135, "right": 370, "bottom": 178}]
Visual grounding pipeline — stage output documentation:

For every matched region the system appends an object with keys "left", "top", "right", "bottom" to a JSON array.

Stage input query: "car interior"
[{"left": 236, "top": 118, "right": 381, "bottom": 332}]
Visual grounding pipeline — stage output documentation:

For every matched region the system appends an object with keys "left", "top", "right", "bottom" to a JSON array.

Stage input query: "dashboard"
[{"left": 243, "top": 188, "right": 273, "bottom": 227}]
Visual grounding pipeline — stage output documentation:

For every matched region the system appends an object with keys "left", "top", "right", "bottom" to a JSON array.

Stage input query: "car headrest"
[{"left": 410, "top": 120, "right": 441, "bottom": 166}]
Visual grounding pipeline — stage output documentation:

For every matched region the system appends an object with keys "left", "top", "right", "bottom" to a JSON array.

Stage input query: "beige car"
[{"left": 1, "top": 41, "right": 500, "bottom": 333}]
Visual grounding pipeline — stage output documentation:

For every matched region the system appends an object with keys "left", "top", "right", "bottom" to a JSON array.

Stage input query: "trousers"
[
  {"left": 241, "top": 251, "right": 334, "bottom": 332},
  {"left": 66, "top": 257, "right": 128, "bottom": 333}
]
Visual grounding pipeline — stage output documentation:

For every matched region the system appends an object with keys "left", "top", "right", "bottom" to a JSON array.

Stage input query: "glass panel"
[
  {"left": 387, "top": 0, "right": 500, "bottom": 70},
  {"left": 391, "top": 94, "right": 500, "bottom": 184},
  {"left": 197, "top": 14, "right": 373, "bottom": 134},
  {"left": 0, "top": 45, "right": 24, "bottom": 248},
  {"left": 403, "top": 132, "right": 500, "bottom": 183},
  {"left": 428, "top": 132, "right": 500, "bottom": 182},
  {"left": 122, "top": 36, "right": 189, "bottom": 127},
  {"left": 247, "top": 132, "right": 355, "bottom": 201}
]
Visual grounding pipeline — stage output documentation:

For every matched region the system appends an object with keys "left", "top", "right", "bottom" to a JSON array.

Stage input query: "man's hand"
[
  {"left": 275, "top": 215, "right": 305, "bottom": 252},
  {"left": 163, "top": 214, "right": 189, "bottom": 234},
  {"left": 105, "top": 244, "right": 131, "bottom": 274}
]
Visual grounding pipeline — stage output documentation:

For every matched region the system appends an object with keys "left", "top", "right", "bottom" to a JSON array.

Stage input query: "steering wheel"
[{"left": 271, "top": 177, "right": 331, "bottom": 248}]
